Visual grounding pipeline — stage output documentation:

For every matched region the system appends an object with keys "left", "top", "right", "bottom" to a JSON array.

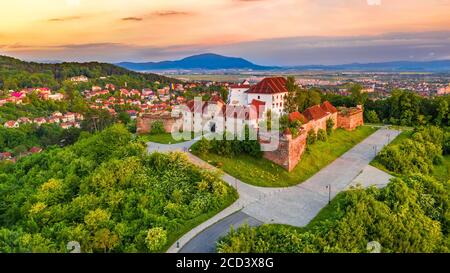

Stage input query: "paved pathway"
[
  {"left": 179, "top": 212, "right": 262, "bottom": 253},
  {"left": 242, "top": 128, "right": 400, "bottom": 226},
  {"left": 147, "top": 127, "right": 401, "bottom": 253}
]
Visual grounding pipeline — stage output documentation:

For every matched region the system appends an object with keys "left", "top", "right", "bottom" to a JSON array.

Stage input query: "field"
[{"left": 195, "top": 126, "right": 378, "bottom": 187}]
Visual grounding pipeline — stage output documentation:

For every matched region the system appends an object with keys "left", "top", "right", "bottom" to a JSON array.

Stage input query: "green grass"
[
  {"left": 255, "top": 191, "right": 346, "bottom": 234},
  {"left": 195, "top": 126, "right": 378, "bottom": 187},
  {"left": 163, "top": 191, "right": 238, "bottom": 252},
  {"left": 138, "top": 133, "right": 191, "bottom": 144}
]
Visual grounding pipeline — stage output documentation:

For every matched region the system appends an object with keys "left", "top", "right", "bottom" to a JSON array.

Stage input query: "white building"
[{"left": 227, "top": 77, "right": 288, "bottom": 115}]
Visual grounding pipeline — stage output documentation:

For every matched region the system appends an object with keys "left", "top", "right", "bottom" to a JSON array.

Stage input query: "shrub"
[
  {"left": 444, "top": 132, "right": 450, "bottom": 155},
  {"left": 192, "top": 137, "right": 210, "bottom": 155},
  {"left": 326, "top": 118, "right": 335, "bottom": 135},
  {"left": 150, "top": 121, "right": 165, "bottom": 135},
  {"left": 317, "top": 129, "right": 327, "bottom": 142},
  {"left": 145, "top": 227, "right": 167, "bottom": 252},
  {"left": 307, "top": 130, "right": 317, "bottom": 145},
  {"left": 365, "top": 110, "right": 380, "bottom": 124}
]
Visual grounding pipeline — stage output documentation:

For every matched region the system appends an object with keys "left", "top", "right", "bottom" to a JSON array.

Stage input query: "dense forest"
[
  {"left": 0, "top": 125, "right": 237, "bottom": 252},
  {"left": 0, "top": 55, "right": 180, "bottom": 91},
  {"left": 217, "top": 126, "right": 450, "bottom": 253}
]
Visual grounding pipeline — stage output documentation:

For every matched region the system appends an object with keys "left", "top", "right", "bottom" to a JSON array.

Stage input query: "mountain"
[
  {"left": 287, "top": 60, "right": 450, "bottom": 72},
  {"left": 117, "top": 53, "right": 276, "bottom": 71},
  {"left": 118, "top": 53, "right": 450, "bottom": 72}
]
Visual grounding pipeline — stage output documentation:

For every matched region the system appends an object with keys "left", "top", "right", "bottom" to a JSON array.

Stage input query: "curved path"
[{"left": 146, "top": 127, "right": 401, "bottom": 253}]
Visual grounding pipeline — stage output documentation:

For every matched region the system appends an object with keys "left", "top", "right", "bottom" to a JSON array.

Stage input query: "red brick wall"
[
  {"left": 263, "top": 130, "right": 307, "bottom": 172},
  {"left": 137, "top": 114, "right": 180, "bottom": 134},
  {"left": 337, "top": 110, "right": 364, "bottom": 131},
  {"left": 261, "top": 106, "right": 362, "bottom": 174}
]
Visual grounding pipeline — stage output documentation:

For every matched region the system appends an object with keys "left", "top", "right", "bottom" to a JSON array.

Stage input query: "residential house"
[
  {"left": 4, "top": 120, "right": 19, "bottom": 128},
  {"left": 17, "top": 117, "right": 32, "bottom": 124},
  {"left": 33, "top": 117, "right": 47, "bottom": 126}
]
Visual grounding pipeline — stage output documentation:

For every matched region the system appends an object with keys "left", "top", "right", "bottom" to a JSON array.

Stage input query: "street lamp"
[
  {"left": 326, "top": 184, "right": 331, "bottom": 204},
  {"left": 373, "top": 145, "right": 377, "bottom": 156}
]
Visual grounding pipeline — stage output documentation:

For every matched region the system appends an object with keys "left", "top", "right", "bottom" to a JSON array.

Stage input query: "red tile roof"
[
  {"left": 246, "top": 77, "right": 288, "bottom": 94},
  {"left": 288, "top": 112, "right": 308, "bottom": 124},
  {"left": 321, "top": 101, "right": 337, "bottom": 114},
  {"left": 303, "top": 105, "right": 328, "bottom": 121},
  {"left": 29, "top": 147, "right": 43, "bottom": 154}
]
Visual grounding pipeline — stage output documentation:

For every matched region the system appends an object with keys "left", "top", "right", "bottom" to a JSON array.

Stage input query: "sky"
[{"left": 0, "top": 0, "right": 450, "bottom": 65}]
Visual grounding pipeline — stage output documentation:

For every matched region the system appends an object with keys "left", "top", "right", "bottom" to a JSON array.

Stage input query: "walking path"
[{"left": 147, "top": 127, "right": 401, "bottom": 253}]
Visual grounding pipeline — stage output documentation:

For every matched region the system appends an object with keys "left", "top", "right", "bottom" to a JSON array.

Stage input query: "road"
[
  {"left": 147, "top": 127, "right": 401, "bottom": 253},
  {"left": 179, "top": 212, "right": 262, "bottom": 253}
]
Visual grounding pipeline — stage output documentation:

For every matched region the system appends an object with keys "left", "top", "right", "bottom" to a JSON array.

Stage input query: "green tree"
[
  {"left": 284, "top": 76, "right": 298, "bottom": 113},
  {"left": 349, "top": 83, "right": 368, "bottom": 106},
  {"left": 145, "top": 227, "right": 167, "bottom": 252}
]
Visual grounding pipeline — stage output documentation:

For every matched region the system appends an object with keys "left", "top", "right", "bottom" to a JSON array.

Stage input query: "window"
[{"left": 258, "top": 96, "right": 260, "bottom": 99}]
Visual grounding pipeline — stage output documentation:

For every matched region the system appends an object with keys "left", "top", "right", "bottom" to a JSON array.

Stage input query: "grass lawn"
[
  {"left": 195, "top": 126, "right": 378, "bottom": 187},
  {"left": 138, "top": 133, "right": 192, "bottom": 144}
]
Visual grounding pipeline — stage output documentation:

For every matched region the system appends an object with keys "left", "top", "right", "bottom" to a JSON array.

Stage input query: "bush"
[
  {"left": 150, "top": 121, "right": 165, "bottom": 135},
  {"left": 317, "top": 129, "right": 327, "bottom": 142},
  {"left": 192, "top": 137, "right": 210, "bottom": 155},
  {"left": 193, "top": 128, "right": 261, "bottom": 158},
  {"left": 444, "top": 132, "right": 450, "bottom": 155},
  {"left": 377, "top": 126, "right": 445, "bottom": 175},
  {"left": 365, "top": 110, "right": 380, "bottom": 124},
  {"left": 145, "top": 227, "right": 167, "bottom": 252},
  {"left": 326, "top": 118, "right": 335, "bottom": 136},
  {"left": 307, "top": 130, "right": 317, "bottom": 145}
]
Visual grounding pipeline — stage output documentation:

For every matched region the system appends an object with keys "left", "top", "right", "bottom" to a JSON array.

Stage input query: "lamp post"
[
  {"left": 326, "top": 184, "right": 331, "bottom": 204},
  {"left": 373, "top": 145, "right": 377, "bottom": 157}
]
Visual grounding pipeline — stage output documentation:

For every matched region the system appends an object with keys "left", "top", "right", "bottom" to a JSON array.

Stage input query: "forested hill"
[{"left": 0, "top": 55, "right": 180, "bottom": 90}]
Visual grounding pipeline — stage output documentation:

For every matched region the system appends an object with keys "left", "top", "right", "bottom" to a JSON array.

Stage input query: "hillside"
[
  {"left": 117, "top": 53, "right": 275, "bottom": 71},
  {"left": 0, "top": 55, "right": 179, "bottom": 90}
]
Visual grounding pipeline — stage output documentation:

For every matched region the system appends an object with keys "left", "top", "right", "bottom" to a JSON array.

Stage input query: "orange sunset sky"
[{"left": 1, "top": 0, "right": 450, "bottom": 65}]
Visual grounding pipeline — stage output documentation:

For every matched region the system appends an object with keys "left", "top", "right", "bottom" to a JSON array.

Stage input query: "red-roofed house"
[
  {"left": 0, "top": 152, "right": 12, "bottom": 160},
  {"left": 288, "top": 112, "right": 308, "bottom": 124},
  {"left": 247, "top": 77, "right": 288, "bottom": 114},
  {"left": 29, "top": 147, "right": 43, "bottom": 154},
  {"left": 321, "top": 101, "right": 337, "bottom": 114},
  {"left": 17, "top": 117, "right": 32, "bottom": 124},
  {"left": 303, "top": 105, "right": 328, "bottom": 121},
  {"left": 4, "top": 120, "right": 19, "bottom": 128},
  {"left": 33, "top": 117, "right": 47, "bottom": 125}
]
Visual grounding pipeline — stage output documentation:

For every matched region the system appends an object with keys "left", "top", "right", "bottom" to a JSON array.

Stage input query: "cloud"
[
  {"left": 152, "top": 10, "right": 191, "bottom": 17},
  {"left": 121, "top": 17, "right": 143, "bottom": 21},
  {"left": 2, "top": 31, "right": 450, "bottom": 66},
  {"left": 48, "top": 16, "right": 83, "bottom": 22},
  {"left": 233, "top": 0, "right": 268, "bottom": 2}
]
